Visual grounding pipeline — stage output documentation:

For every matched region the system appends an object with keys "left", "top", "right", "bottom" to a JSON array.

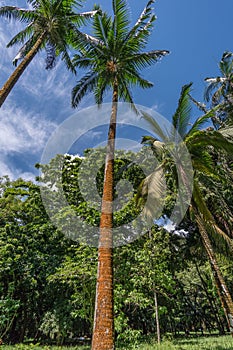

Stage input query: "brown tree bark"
[
  {"left": 0, "top": 32, "right": 46, "bottom": 107},
  {"left": 91, "top": 80, "right": 118, "bottom": 350}
]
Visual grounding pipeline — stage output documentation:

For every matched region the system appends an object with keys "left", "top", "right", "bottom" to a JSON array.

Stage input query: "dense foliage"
[{"left": 0, "top": 148, "right": 233, "bottom": 345}]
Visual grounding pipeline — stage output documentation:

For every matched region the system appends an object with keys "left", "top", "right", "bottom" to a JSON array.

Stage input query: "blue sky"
[{"left": 0, "top": 0, "right": 233, "bottom": 180}]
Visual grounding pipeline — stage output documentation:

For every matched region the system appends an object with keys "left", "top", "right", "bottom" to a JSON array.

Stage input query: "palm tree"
[
  {"left": 204, "top": 51, "right": 233, "bottom": 128},
  {"left": 140, "top": 83, "right": 233, "bottom": 335},
  {"left": 71, "top": 1, "right": 169, "bottom": 348},
  {"left": 0, "top": 0, "right": 98, "bottom": 107}
]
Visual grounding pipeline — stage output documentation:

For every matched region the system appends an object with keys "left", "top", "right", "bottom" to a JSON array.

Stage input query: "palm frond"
[
  {"left": 113, "top": 0, "right": 130, "bottom": 41},
  {"left": 141, "top": 111, "right": 169, "bottom": 142},
  {"left": 118, "top": 78, "right": 134, "bottom": 104},
  {"left": 137, "top": 164, "right": 166, "bottom": 223},
  {"left": 188, "top": 102, "right": 226, "bottom": 136},
  {"left": 94, "top": 73, "right": 110, "bottom": 105},
  {"left": 219, "top": 51, "right": 233, "bottom": 76},
  {"left": 126, "top": 50, "right": 169, "bottom": 70},
  {"left": 219, "top": 126, "right": 233, "bottom": 139},
  {"left": 214, "top": 224, "right": 233, "bottom": 251},
  {"left": 188, "top": 94, "right": 207, "bottom": 113},
  {"left": 11, "top": 38, "right": 34, "bottom": 66},
  {"left": 72, "top": 27, "right": 103, "bottom": 53},
  {"left": 122, "top": 67, "right": 153, "bottom": 89},
  {"left": 187, "top": 114, "right": 212, "bottom": 137},
  {"left": 127, "top": 0, "right": 155, "bottom": 42},
  {"left": 72, "top": 54, "right": 92, "bottom": 69},
  {"left": 204, "top": 78, "right": 220, "bottom": 102},
  {"left": 193, "top": 182, "right": 233, "bottom": 251},
  {"left": 92, "top": 10, "right": 111, "bottom": 45},
  {"left": 0, "top": 6, "right": 34, "bottom": 22},
  {"left": 72, "top": 72, "right": 98, "bottom": 107},
  {"left": 6, "top": 23, "right": 33, "bottom": 48},
  {"left": 191, "top": 153, "right": 216, "bottom": 179},
  {"left": 172, "top": 83, "right": 192, "bottom": 138},
  {"left": 118, "top": 78, "right": 140, "bottom": 115},
  {"left": 187, "top": 130, "right": 233, "bottom": 157}
]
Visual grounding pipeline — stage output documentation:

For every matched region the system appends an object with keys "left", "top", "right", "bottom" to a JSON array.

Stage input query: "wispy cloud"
[
  {"left": 0, "top": 106, "right": 56, "bottom": 154},
  {"left": 0, "top": 157, "right": 36, "bottom": 181}
]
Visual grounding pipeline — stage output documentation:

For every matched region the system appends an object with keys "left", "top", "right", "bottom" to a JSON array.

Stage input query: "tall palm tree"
[
  {"left": 140, "top": 83, "right": 233, "bottom": 335},
  {"left": 0, "top": 0, "right": 98, "bottom": 107},
  {"left": 71, "top": 1, "right": 169, "bottom": 348},
  {"left": 204, "top": 51, "right": 233, "bottom": 128}
]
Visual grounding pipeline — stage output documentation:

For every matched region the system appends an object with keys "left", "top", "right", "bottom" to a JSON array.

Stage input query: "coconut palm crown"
[
  {"left": 72, "top": 0, "right": 169, "bottom": 107},
  {"left": 0, "top": 0, "right": 98, "bottom": 106}
]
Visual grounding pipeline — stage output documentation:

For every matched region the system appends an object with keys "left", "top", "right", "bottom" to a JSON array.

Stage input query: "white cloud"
[
  {"left": 0, "top": 106, "right": 56, "bottom": 154},
  {"left": 0, "top": 157, "right": 37, "bottom": 181}
]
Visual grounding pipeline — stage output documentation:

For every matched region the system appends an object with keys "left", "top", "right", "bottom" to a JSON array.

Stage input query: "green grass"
[
  {"left": 1, "top": 335, "right": 233, "bottom": 350},
  {"left": 137, "top": 335, "right": 233, "bottom": 350}
]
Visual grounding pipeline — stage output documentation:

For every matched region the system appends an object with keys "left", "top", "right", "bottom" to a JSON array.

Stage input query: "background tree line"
[{"left": 0, "top": 132, "right": 232, "bottom": 345}]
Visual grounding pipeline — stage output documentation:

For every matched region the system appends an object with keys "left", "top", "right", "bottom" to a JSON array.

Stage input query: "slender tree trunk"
[
  {"left": 91, "top": 80, "right": 118, "bottom": 350},
  {"left": 154, "top": 290, "right": 161, "bottom": 344},
  {"left": 195, "top": 214, "right": 233, "bottom": 336},
  {"left": 0, "top": 32, "right": 46, "bottom": 107}
]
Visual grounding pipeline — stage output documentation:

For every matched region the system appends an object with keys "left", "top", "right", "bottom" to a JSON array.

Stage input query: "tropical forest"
[{"left": 0, "top": 1, "right": 233, "bottom": 349}]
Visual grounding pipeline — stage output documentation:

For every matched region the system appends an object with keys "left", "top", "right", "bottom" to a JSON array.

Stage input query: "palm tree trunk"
[
  {"left": 0, "top": 32, "right": 46, "bottom": 107},
  {"left": 91, "top": 80, "right": 118, "bottom": 350},
  {"left": 195, "top": 214, "right": 233, "bottom": 336}
]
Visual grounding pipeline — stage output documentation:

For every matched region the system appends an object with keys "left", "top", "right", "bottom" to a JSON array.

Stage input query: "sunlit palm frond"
[
  {"left": 126, "top": 50, "right": 169, "bottom": 70},
  {"left": 219, "top": 126, "right": 233, "bottom": 140},
  {"left": 127, "top": 0, "right": 155, "bottom": 44},
  {"left": 137, "top": 164, "right": 166, "bottom": 224},
  {"left": 72, "top": 26, "right": 103, "bottom": 54}
]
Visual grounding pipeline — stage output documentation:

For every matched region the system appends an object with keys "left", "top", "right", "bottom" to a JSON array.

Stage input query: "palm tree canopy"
[
  {"left": 0, "top": 0, "right": 98, "bottom": 70},
  {"left": 72, "top": 0, "right": 169, "bottom": 107},
  {"left": 204, "top": 51, "right": 233, "bottom": 104},
  {"left": 140, "top": 84, "right": 233, "bottom": 244},
  {"left": 204, "top": 51, "right": 233, "bottom": 128}
]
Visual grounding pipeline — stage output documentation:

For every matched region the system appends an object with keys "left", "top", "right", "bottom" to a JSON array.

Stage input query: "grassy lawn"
[
  {"left": 1, "top": 335, "right": 233, "bottom": 349},
  {"left": 136, "top": 335, "right": 233, "bottom": 349}
]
